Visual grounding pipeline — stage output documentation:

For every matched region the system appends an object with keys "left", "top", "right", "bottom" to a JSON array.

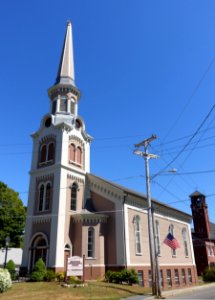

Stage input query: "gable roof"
[{"left": 87, "top": 173, "right": 192, "bottom": 223}]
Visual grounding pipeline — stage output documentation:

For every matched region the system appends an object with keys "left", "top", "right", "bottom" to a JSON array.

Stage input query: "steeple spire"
[
  {"left": 56, "top": 20, "right": 75, "bottom": 86},
  {"left": 48, "top": 21, "right": 80, "bottom": 114}
]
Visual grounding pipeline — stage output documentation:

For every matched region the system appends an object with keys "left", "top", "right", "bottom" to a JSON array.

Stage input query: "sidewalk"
[{"left": 121, "top": 282, "right": 215, "bottom": 300}]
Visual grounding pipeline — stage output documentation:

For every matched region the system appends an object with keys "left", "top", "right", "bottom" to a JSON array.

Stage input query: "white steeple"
[
  {"left": 48, "top": 21, "right": 80, "bottom": 115},
  {"left": 56, "top": 21, "right": 75, "bottom": 86}
]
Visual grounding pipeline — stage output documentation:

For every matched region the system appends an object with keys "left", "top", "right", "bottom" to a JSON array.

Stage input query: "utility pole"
[
  {"left": 152, "top": 204, "right": 162, "bottom": 298},
  {"left": 134, "top": 134, "right": 161, "bottom": 297}
]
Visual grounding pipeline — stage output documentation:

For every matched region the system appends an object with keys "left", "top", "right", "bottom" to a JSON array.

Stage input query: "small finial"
[{"left": 67, "top": 20, "right": 71, "bottom": 26}]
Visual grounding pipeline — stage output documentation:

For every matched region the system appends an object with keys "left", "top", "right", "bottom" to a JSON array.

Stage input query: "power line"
[
  {"left": 163, "top": 55, "right": 215, "bottom": 141},
  {"left": 157, "top": 104, "right": 215, "bottom": 178},
  {"left": 1, "top": 124, "right": 215, "bottom": 149}
]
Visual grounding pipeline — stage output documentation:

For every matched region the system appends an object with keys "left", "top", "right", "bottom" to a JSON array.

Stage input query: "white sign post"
[{"left": 67, "top": 256, "right": 84, "bottom": 277}]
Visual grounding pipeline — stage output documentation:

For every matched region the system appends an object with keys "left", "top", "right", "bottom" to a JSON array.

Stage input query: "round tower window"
[
  {"left": 45, "top": 117, "right": 52, "bottom": 127},
  {"left": 75, "top": 119, "right": 82, "bottom": 129}
]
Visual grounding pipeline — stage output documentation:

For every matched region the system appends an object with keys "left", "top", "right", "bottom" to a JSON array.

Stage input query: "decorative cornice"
[
  {"left": 71, "top": 213, "right": 108, "bottom": 223},
  {"left": 32, "top": 215, "right": 52, "bottom": 224},
  {"left": 36, "top": 173, "right": 54, "bottom": 183},
  {"left": 40, "top": 134, "right": 56, "bottom": 144},
  {"left": 89, "top": 180, "right": 123, "bottom": 202},
  {"left": 48, "top": 85, "right": 80, "bottom": 102},
  {"left": 69, "top": 135, "right": 85, "bottom": 147},
  {"left": 67, "top": 173, "right": 85, "bottom": 184}
]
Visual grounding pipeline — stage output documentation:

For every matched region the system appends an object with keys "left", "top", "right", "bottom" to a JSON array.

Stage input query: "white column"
[
  {"left": 56, "top": 96, "right": 60, "bottom": 113},
  {"left": 21, "top": 176, "right": 36, "bottom": 268},
  {"left": 188, "top": 226, "right": 196, "bottom": 265},
  {"left": 124, "top": 204, "right": 130, "bottom": 265}
]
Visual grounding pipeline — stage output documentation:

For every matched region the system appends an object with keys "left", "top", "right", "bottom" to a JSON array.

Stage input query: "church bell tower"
[
  {"left": 21, "top": 21, "right": 92, "bottom": 272},
  {"left": 190, "top": 191, "right": 211, "bottom": 239}
]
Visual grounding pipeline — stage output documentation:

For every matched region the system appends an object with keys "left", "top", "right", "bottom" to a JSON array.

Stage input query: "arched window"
[
  {"left": 76, "top": 147, "right": 82, "bottom": 165},
  {"left": 48, "top": 143, "right": 55, "bottom": 161},
  {"left": 70, "top": 144, "right": 76, "bottom": 162},
  {"left": 182, "top": 228, "right": 189, "bottom": 257},
  {"left": 155, "top": 220, "right": 161, "bottom": 256},
  {"left": 38, "top": 182, "right": 52, "bottom": 212},
  {"left": 70, "top": 101, "right": 75, "bottom": 114},
  {"left": 39, "top": 184, "right": 44, "bottom": 211},
  {"left": 40, "top": 145, "right": 47, "bottom": 163},
  {"left": 70, "top": 183, "right": 78, "bottom": 211},
  {"left": 30, "top": 234, "right": 48, "bottom": 271},
  {"left": 39, "top": 139, "right": 55, "bottom": 166},
  {"left": 45, "top": 183, "right": 51, "bottom": 210},
  {"left": 88, "top": 227, "right": 95, "bottom": 258},
  {"left": 170, "top": 224, "right": 176, "bottom": 256},
  {"left": 52, "top": 101, "right": 57, "bottom": 114},
  {"left": 60, "top": 98, "right": 67, "bottom": 112},
  {"left": 133, "top": 215, "right": 142, "bottom": 255}
]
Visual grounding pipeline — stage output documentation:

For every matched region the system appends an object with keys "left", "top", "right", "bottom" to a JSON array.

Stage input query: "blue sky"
[{"left": 1, "top": 1, "right": 215, "bottom": 222}]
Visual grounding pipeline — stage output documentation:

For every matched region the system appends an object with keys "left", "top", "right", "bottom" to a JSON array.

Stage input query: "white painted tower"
[{"left": 21, "top": 21, "right": 92, "bottom": 272}]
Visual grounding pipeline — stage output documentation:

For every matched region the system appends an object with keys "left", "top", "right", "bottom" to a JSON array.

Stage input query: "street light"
[{"left": 4, "top": 236, "right": 10, "bottom": 268}]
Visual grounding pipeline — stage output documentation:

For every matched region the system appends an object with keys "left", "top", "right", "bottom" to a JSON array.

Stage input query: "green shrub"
[
  {"left": 68, "top": 276, "right": 81, "bottom": 284},
  {"left": 126, "top": 269, "right": 139, "bottom": 284},
  {"left": 6, "top": 260, "right": 16, "bottom": 281},
  {"left": 30, "top": 271, "right": 45, "bottom": 282},
  {"left": 105, "top": 270, "right": 122, "bottom": 284},
  {"left": 56, "top": 271, "right": 65, "bottom": 282},
  {"left": 203, "top": 267, "right": 215, "bottom": 282},
  {"left": 30, "top": 258, "right": 46, "bottom": 282},
  {"left": 121, "top": 269, "right": 130, "bottom": 282},
  {"left": 104, "top": 270, "right": 114, "bottom": 282},
  {"left": 44, "top": 269, "right": 56, "bottom": 282},
  {"left": 0, "top": 268, "right": 12, "bottom": 293},
  {"left": 105, "top": 269, "right": 139, "bottom": 285},
  {"left": 111, "top": 271, "right": 122, "bottom": 284}
]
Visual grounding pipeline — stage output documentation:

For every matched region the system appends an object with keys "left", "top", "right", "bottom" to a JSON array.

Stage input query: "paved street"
[{"left": 166, "top": 284, "right": 215, "bottom": 299}]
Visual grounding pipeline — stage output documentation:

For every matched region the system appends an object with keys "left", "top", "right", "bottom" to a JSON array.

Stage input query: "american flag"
[{"left": 163, "top": 232, "right": 180, "bottom": 250}]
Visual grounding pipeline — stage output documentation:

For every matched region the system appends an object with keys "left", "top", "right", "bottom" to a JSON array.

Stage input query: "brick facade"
[
  {"left": 190, "top": 191, "right": 215, "bottom": 275},
  {"left": 131, "top": 265, "right": 197, "bottom": 290}
]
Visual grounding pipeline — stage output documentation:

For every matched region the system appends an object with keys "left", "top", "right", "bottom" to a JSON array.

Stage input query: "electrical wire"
[{"left": 163, "top": 55, "right": 215, "bottom": 141}]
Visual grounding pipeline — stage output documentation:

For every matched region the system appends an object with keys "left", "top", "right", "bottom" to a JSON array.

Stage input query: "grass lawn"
[{"left": 0, "top": 281, "right": 151, "bottom": 300}]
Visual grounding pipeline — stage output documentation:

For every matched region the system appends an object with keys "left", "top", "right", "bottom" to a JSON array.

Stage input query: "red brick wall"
[
  {"left": 126, "top": 265, "right": 197, "bottom": 290},
  {"left": 48, "top": 264, "right": 197, "bottom": 290}
]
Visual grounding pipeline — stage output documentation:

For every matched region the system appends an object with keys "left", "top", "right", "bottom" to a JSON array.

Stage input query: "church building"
[
  {"left": 22, "top": 21, "right": 197, "bottom": 289},
  {"left": 190, "top": 191, "right": 215, "bottom": 275}
]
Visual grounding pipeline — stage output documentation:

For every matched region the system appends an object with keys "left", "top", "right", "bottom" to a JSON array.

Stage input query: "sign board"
[{"left": 67, "top": 256, "right": 83, "bottom": 276}]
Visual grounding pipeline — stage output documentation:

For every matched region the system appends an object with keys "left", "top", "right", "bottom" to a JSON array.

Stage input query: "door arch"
[{"left": 29, "top": 233, "right": 49, "bottom": 271}]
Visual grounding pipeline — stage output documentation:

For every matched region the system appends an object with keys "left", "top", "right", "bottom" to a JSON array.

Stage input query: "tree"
[{"left": 0, "top": 181, "right": 26, "bottom": 248}]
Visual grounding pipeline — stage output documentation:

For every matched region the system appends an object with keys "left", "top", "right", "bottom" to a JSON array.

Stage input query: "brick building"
[
  {"left": 190, "top": 191, "right": 215, "bottom": 275},
  {"left": 21, "top": 21, "right": 197, "bottom": 289}
]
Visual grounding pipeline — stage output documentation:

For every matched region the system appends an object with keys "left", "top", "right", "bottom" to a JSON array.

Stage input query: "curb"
[
  {"left": 122, "top": 283, "right": 215, "bottom": 300},
  {"left": 161, "top": 282, "right": 215, "bottom": 298}
]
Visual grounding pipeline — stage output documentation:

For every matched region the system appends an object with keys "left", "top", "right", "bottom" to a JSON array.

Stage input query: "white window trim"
[
  {"left": 87, "top": 227, "right": 95, "bottom": 258},
  {"left": 133, "top": 215, "right": 142, "bottom": 255},
  {"left": 182, "top": 228, "right": 189, "bottom": 257}
]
